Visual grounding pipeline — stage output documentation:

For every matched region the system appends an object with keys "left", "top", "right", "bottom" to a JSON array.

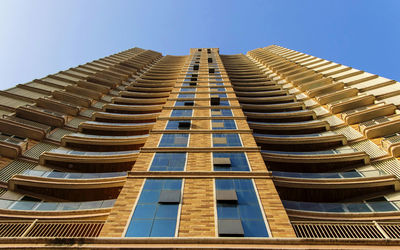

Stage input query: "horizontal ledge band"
[
  {"left": 140, "top": 147, "right": 261, "bottom": 153},
  {"left": 128, "top": 171, "right": 270, "bottom": 178}
]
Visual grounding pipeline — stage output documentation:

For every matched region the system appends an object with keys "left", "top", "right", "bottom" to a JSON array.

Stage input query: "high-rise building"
[{"left": 0, "top": 45, "right": 399, "bottom": 248}]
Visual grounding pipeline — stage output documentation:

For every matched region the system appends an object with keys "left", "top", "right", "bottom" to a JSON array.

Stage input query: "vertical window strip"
[
  {"left": 215, "top": 179, "right": 269, "bottom": 237},
  {"left": 212, "top": 120, "right": 237, "bottom": 130},
  {"left": 171, "top": 109, "right": 193, "bottom": 117},
  {"left": 211, "top": 109, "right": 233, "bottom": 117},
  {"left": 125, "top": 179, "right": 183, "bottom": 237},
  {"left": 159, "top": 134, "right": 189, "bottom": 147},
  {"left": 150, "top": 153, "right": 186, "bottom": 171},
  {"left": 213, "top": 152, "right": 249, "bottom": 171},
  {"left": 213, "top": 134, "right": 242, "bottom": 147},
  {"left": 166, "top": 120, "right": 191, "bottom": 130}
]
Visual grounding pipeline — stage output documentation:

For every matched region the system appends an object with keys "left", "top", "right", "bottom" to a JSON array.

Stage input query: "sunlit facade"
[{"left": 0, "top": 46, "right": 399, "bottom": 248}]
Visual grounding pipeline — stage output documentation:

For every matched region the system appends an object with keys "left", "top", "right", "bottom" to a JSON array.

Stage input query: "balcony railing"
[
  {"left": 0, "top": 220, "right": 104, "bottom": 237},
  {"left": 283, "top": 200, "right": 399, "bottom": 213},
  {"left": 48, "top": 148, "right": 139, "bottom": 156},
  {"left": 65, "top": 133, "right": 148, "bottom": 140},
  {"left": 0, "top": 134, "right": 26, "bottom": 146},
  {"left": 254, "top": 131, "right": 337, "bottom": 138},
  {"left": 21, "top": 170, "right": 127, "bottom": 179},
  {"left": 0, "top": 199, "right": 115, "bottom": 211},
  {"left": 262, "top": 146, "right": 358, "bottom": 156},
  {"left": 272, "top": 169, "right": 387, "bottom": 179},
  {"left": 292, "top": 221, "right": 400, "bottom": 239}
]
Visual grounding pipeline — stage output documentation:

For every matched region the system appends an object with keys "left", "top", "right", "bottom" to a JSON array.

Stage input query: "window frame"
[
  {"left": 214, "top": 179, "right": 271, "bottom": 237},
  {"left": 212, "top": 133, "right": 243, "bottom": 147},
  {"left": 124, "top": 178, "right": 185, "bottom": 237},
  {"left": 148, "top": 152, "right": 188, "bottom": 171},
  {"left": 158, "top": 133, "right": 190, "bottom": 148},
  {"left": 212, "top": 152, "right": 251, "bottom": 171},
  {"left": 171, "top": 109, "right": 193, "bottom": 117}
]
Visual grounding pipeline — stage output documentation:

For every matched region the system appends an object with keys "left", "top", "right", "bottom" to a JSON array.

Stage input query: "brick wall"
[
  {"left": 99, "top": 178, "right": 144, "bottom": 237},
  {"left": 178, "top": 178, "right": 215, "bottom": 237},
  {"left": 254, "top": 179, "right": 296, "bottom": 237}
]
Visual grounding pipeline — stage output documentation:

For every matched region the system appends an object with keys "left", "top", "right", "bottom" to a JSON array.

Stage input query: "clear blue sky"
[{"left": 0, "top": 0, "right": 399, "bottom": 90}]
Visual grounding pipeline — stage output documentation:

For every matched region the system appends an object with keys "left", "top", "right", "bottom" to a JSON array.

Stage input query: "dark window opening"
[
  {"left": 184, "top": 101, "right": 194, "bottom": 106},
  {"left": 178, "top": 121, "right": 191, "bottom": 129},
  {"left": 211, "top": 97, "right": 220, "bottom": 106}
]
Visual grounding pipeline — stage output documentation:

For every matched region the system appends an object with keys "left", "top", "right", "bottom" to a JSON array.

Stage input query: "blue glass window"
[
  {"left": 218, "top": 100, "right": 230, "bottom": 106},
  {"left": 178, "top": 93, "right": 195, "bottom": 98},
  {"left": 215, "top": 179, "right": 269, "bottom": 237},
  {"left": 210, "top": 87, "right": 226, "bottom": 92},
  {"left": 210, "top": 82, "right": 224, "bottom": 86},
  {"left": 125, "top": 179, "right": 182, "bottom": 237},
  {"left": 181, "top": 83, "right": 191, "bottom": 86},
  {"left": 175, "top": 101, "right": 194, "bottom": 107},
  {"left": 159, "top": 134, "right": 189, "bottom": 147},
  {"left": 213, "top": 134, "right": 242, "bottom": 147},
  {"left": 185, "top": 73, "right": 198, "bottom": 77},
  {"left": 171, "top": 109, "right": 192, "bottom": 117},
  {"left": 166, "top": 120, "right": 191, "bottom": 130},
  {"left": 180, "top": 88, "right": 195, "bottom": 92},
  {"left": 212, "top": 120, "right": 237, "bottom": 130},
  {"left": 211, "top": 109, "right": 233, "bottom": 117},
  {"left": 150, "top": 153, "right": 186, "bottom": 171},
  {"left": 211, "top": 93, "right": 227, "bottom": 98},
  {"left": 213, "top": 153, "right": 250, "bottom": 171}
]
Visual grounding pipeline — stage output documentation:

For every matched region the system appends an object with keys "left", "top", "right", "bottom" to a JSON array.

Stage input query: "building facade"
[{"left": 0, "top": 46, "right": 399, "bottom": 248}]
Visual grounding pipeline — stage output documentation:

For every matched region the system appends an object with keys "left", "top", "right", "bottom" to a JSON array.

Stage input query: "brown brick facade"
[
  {"left": 100, "top": 178, "right": 145, "bottom": 237},
  {"left": 178, "top": 178, "right": 215, "bottom": 237}
]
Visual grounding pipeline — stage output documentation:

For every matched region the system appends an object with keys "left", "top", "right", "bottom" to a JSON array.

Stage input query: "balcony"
[
  {"left": 241, "top": 102, "right": 305, "bottom": 113},
  {"left": 112, "top": 96, "right": 167, "bottom": 105},
  {"left": 15, "top": 106, "right": 66, "bottom": 127},
  {"left": 120, "top": 91, "right": 170, "bottom": 99},
  {"left": 359, "top": 115, "right": 400, "bottom": 139},
  {"left": 233, "top": 85, "right": 281, "bottom": 92},
  {"left": 292, "top": 221, "right": 400, "bottom": 239},
  {"left": 283, "top": 200, "right": 400, "bottom": 221},
  {"left": 0, "top": 220, "right": 104, "bottom": 237},
  {"left": 254, "top": 132, "right": 346, "bottom": 151},
  {"left": 40, "top": 148, "right": 139, "bottom": 172},
  {"left": 8, "top": 170, "right": 127, "bottom": 202},
  {"left": 235, "top": 90, "right": 288, "bottom": 97},
  {"left": 93, "top": 112, "right": 158, "bottom": 123},
  {"left": 0, "top": 199, "right": 115, "bottom": 220},
  {"left": 79, "top": 121, "right": 154, "bottom": 136},
  {"left": 341, "top": 103, "right": 396, "bottom": 125},
  {"left": 244, "top": 110, "right": 316, "bottom": 123},
  {"left": 62, "top": 133, "right": 148, "bottom": 151},
  {"left": 327, "top": 95, "right": 375, "bottom": 114},
  {"left": 273, "top": 169, "right": 397, "bottom": 202},
  {"left": 316, "top": 87, "right": 359, "bottom": 104},
  {"left": 125, "top": 86, "right": 173, "bottom": 93},
  {"left": 237, "top": 95, "right": 296, "bottom": 104},
  {"left": 0, "top": 134, "right": 27, "bottom": 158},
  {"left": 104, "top": 103, "right": 163, "bottom": 114},
  {"left": 382, "top": 133, "right": 400, "bottom": 157},
  {"left": 261, "top": 147, "right": 370, "bottom": 172},
  {"left": 248, "top": 120, "right": 330, "bottom": 135},
  {"left": 0, "top": 117, "right": 50, "bottom": 141}
]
